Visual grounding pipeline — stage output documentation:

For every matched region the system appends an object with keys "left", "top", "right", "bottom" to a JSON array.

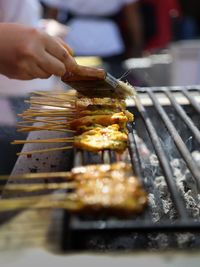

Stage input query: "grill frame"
[
  {"left": 61, "top": 86, "right": 200, "bottom": 242},
  {"left": 4, "top": 86, "right": 200, "bottom": 251}
]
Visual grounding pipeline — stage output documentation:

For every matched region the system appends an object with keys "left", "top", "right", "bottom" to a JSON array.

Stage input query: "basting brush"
[{"left": 62, "top": 67, "right": 136, "bottom": 99}]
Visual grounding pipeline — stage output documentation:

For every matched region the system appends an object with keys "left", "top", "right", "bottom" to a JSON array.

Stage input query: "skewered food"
[
  {"left": 70, "top": 162, "right": 147, "bottom": 214},
  {"left": 0, "top": 162, "right": 147, "bottom": 215},
  {"left": 71, "top": 161, "right": 132, "bottom": 180},
  {"left": 75, "top": 97, "right": 126, "bottom": 110},
  {"left": 74, "top": 124, "right": 128, "bottom": 152},
  {"left": 13, "top": 89, "right": 134, "bottom": 155},
  {"left": 74, "top": 177, "right": 147, "bottom": 215},
  {"left": 70, "top": 112, "right": 130, "bottom": 132}
]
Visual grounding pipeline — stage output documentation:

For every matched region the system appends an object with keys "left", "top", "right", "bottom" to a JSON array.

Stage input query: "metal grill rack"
[
  {"left": 61, "top": 86, "right": 200, "bottom": 241},
  {"left": 4, "top": 86, "right": 200, "bottom": 251}
]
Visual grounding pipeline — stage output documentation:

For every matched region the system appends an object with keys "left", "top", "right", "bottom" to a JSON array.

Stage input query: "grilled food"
[
  {"left": 70, "top": 162, "right": 147, "bottom": 214},
  {"left": 70, "top": 112, "right": 132, "bottom": 132},
  {"left": 74, "top": 124, "right": 128, "bottom": 153},
  {"left": 0, "top": 162, "right": 147, "bottom": 215},
  {"left": 75, "top": 97, "right": 126, "bottom": 110},
  {"left": 14, "top": 89, "right": 135, "bottom": 155}
]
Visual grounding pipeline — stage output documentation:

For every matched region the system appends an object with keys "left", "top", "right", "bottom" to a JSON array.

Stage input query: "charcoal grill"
[{"left": 6, "top": 85, "right": 200, "bottom": 251}]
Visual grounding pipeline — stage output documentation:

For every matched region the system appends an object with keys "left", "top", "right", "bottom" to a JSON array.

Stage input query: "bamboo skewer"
[
  {"left": 19, "top": 111, "right": 76, "bottom": 117},
  {"left": 17, "top": 123, "right": 71, "bottom": 129},
  {"left": 2, "top": 182, "right": 76, "bottom": 193},
  {"left": 26, "top": 101, "right": 75, "bottom": 108},
  {"left": 32, "top": 91, "right": 76, "bottom": 100},
  {"left": 0, "top": 194, "right": 80, "bottom": 212},
  {"left": 17, "top": 126, "right": 74, "bottom": 133},
  {"left": 0, "top": 171, "right": 72, "bottom": 180},
  {"left": 17, "top": 146, "right": 73, "bottom": 155},
  {"left": 17, "top": 119, "right": 69, "bottom": 125},
  {"left": 12, "top": 137, "right": 74, "bottom": 145}
]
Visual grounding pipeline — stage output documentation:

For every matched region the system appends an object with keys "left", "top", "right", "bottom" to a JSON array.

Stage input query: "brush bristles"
[{"left": 117, "top": 80, "right": 137, "bottom": 98}]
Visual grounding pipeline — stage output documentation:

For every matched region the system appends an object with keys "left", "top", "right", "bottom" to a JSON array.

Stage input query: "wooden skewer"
[
  {"left": 17, "top": 126, "right": 74, "bottom": 133},
  {"left": 28, "top": 101, "right": 75, "bottom": 107},
  {"left": 31, "top": 94, "right": 76, "bottom": 100},
  {"left": 39, "top": 117, "right": 71, "bottom": 121},
  {"left": 32, "top": 91, "right": 76, "bottom": 100},
  {"left": 20, "top": 111, "right": 74, "bottom": 116},
  {"left": 22, "top": 110, "right": 74, "bottom": 115},
  {"left": 27, "top": 101, "right": 75, "bottom": 108},
  {"left": 17, "top": 127, "right": 71, "bottom": 133},
  {"left": 25, "top": 106, "right": 75, "bottom": 110},
  {"left": 29, "top": 96, "right": 75, "bottom": 102},
  {"left": 0, "top": 194, "right": 80, "bottom": 212},
  {"left": 12, "top": 137, "right": 74, "bottom": 145},
  {"left": 2, "top": 182, "right": 76, "bottom": 192},
  {"left": 31, "top": 96, "right": 74, "bottom": 101},
  {"left": 20, "top": 108, "right": 76, "bottom": 113},
  {"left": 17, "top": 146, "right": 73, "bottom": 155},
  {"left": 17, "top": 123, "right": 71, "bottom": 129},
  {"left": 17, "top": 119, "right": 69, "bottom": 125},
  {"left": 0, "top": 171, "right": 71, "bottom": 180},
  {"left": 19, "top": 112, "right": 75, "bottom": 118}
]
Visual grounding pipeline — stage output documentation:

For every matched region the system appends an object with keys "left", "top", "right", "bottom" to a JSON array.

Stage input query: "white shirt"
[
  {"left": 42, "top": 0, "right": 136, "bottom": 16},
  {"left": 42, "top": 0, "right": 138, "bottom": 56},
  {"left": 0, "top": 0, "right": 41, "bottom": 27},
  {"left": 0, "top": 0, "right": 56, "bottom": 96}
]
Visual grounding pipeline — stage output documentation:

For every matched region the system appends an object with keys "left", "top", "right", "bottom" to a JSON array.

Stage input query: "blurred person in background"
[
  {"left": 139, "top": 0, "right": 181, "bottom": 54},
  {"left": 178, "top": 0, "right": 200, "bottom": 40},
  {"left": 41, "top": 0, "right": 144, "bottom": 77}
]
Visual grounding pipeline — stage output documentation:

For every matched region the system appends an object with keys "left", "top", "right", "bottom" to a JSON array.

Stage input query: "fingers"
[
  {"left": 31, "top": 64, "right": 52, "bottom": 79},
  {"left": 44, "top": 33, "right": 68, "bottom": 61},
  {"left": 55, "top": 37, "right": 74, "bottom": 56},
  {"left": 18, "top": 64, "right": 52, "bottom": 80},
  {"left": 44, "top": 33, "right": 73, "bottom": 63},
  {"left": 44, "top": 34, "right": 78, "bottom": 74},
  {"left": 43, "top": 33, "right": 104, "bottom": 80},
  {"left": 38, "top": 51, "right": 66, "bottom": 77}
]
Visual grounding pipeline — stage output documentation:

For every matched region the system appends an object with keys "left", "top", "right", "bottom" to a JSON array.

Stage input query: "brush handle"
[{"left": 62, "top": 65, "right": 105, "bottom": 82}]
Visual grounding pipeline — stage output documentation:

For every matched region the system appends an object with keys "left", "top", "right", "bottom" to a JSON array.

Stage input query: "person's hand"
[{"left": 0, "top": 23, "right": 77, "bottom": 80}]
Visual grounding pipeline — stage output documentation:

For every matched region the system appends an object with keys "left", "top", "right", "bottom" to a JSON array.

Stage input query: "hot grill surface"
[
  {"left": 58, "top": 86, "right": 200, "bottom": 250},
  {"left": 4, "top": 86, "right": 200, "bottom": 251}
]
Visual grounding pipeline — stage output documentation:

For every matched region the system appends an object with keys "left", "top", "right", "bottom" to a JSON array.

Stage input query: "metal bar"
[
  {"left": 71, "top": 219, "right": 200, "bottom": 232},
  {"left": 164, "top": 88, "right": 200, "bottom": 144},
  {"left": 127, "top": 126, "right": 155, "bottom": 221},
  {"left": 182, "top": 89, "right": 200, "bottom": 114},
  {"left": 102, "top": 150, "right": 112, "bottom": 164},
  {"left": 132, "top": 94, "right": 188, "bottom": 219},
  {"left": 127, "top": 123, "right": 143, "bottom": 180},
  {"left": 73, "top": 150, "right": 83, "bottom": 167},
  {"left": 137, "top": 86, "right": 200, "bottom": 93},
  {"left": 147, "top": 90, "right": 200, "bottom": 189}
]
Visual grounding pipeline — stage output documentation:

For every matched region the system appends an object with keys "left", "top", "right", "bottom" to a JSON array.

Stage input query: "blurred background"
[{"left": 1, "top": 0, "right": 200, "bottom": 174}]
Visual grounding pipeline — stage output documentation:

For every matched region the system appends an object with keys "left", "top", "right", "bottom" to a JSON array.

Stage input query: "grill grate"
[{"left": 63, "top": 86, "right": 200, "bottom": 237}]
